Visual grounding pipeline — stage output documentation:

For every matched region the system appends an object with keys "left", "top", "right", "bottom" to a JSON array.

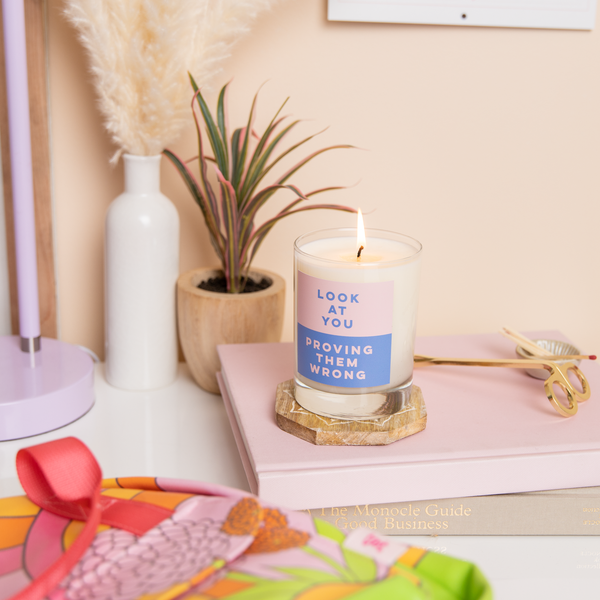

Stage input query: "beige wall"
[{"left": 48, "top": 0, "right": 600, "bottom": 360}]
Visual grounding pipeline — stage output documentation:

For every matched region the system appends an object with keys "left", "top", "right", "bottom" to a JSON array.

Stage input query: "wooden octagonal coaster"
[{"left": 275, "top": 380, "right": 427, "bottom": 446}]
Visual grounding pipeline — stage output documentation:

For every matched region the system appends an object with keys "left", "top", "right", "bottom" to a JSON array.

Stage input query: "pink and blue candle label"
[{"left": 296, "top": 271, "right": 393, "bottom": 388}]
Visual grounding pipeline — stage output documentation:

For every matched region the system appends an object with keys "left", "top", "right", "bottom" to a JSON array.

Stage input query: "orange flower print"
[
  {"left": 220, "top": 497, "right": 262, "bottom": 537},
  {"left": 246, "top": 509, "right": 310, "bottom": 554},
  {"left": 262, "top": 508, "right": 288, "bottom": 530}
]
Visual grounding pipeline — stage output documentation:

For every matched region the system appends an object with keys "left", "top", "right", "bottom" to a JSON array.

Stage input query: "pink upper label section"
[{"left": 297, "top": 271, "right": 393, "bottom": 337}]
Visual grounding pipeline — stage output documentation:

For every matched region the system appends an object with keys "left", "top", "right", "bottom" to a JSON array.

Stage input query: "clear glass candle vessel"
[{"left": 294, "top": 228, "right": 422, "bottom": 420}]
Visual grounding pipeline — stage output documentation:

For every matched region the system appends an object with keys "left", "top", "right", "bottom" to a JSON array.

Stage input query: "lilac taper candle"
[{"left": 2, "top": 0, "right": 41, "bottom": 352}]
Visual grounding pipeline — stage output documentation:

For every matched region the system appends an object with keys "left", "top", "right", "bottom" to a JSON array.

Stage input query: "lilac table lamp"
[{"left": 0, "top": 0, "right": 94, "bottom": 441}]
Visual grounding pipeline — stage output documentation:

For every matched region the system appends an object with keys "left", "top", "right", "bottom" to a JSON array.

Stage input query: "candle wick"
[{"left": 357, "top": 245, "right": 364, "bottom": 259}]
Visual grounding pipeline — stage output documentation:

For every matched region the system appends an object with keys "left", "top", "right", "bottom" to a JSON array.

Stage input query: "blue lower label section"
[{"left": 297, "top": 324, "right": 392, "bottom": 388}]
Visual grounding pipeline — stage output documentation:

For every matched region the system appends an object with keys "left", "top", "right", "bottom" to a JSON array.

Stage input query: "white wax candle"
[{"left": 295, "top": 230, "right": 421, "bottom": 397}]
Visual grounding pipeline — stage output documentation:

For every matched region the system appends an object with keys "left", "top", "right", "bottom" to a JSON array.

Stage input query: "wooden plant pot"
[{"left": 177, "top": 267, "right": 285, "bottom": 393}]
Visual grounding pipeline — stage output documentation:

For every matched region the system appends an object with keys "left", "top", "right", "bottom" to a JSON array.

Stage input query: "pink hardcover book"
[{"left": 217, "top": 331, "right": 600, "bottom": 510}]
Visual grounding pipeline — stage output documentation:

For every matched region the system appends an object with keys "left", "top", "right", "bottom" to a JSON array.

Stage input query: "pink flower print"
[{"left": 60, "top": 516, "right": 230, "bottom": 600}]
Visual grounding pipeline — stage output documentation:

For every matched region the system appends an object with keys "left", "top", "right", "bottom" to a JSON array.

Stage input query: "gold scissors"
[{"left": 414, "top": 355, "right": 591, "bottom": 417}]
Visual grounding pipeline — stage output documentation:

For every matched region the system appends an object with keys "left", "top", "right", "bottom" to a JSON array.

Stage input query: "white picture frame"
[{"left": 328, "top": 0, "right": 597, "bottom": 31}]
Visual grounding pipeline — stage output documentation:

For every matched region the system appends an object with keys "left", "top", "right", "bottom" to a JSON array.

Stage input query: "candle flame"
[{"left": 357, "top": 209, "right": 365, "bottom": 259}]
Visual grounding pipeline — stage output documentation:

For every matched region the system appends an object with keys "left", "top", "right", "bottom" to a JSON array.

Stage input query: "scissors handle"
[
  {"left": 414, "top": 355, "right": 591, "bottom": 417},
  {"left": 543, "top": 363, "right": 590, "bottom": 417}
]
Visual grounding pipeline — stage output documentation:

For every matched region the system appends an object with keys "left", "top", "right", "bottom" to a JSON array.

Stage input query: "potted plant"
[{"left": 165, "top": 76, "right": 356, "bottom": 392}]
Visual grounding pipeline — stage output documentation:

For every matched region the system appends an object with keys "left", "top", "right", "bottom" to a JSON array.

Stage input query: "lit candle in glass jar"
[{"left": 294, "top": 213, "right": 422, "bottom": 419}]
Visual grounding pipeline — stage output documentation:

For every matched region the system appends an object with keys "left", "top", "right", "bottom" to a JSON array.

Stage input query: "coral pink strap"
[{"left": 11, "top": 437, "right": 173, "bottom": 600}]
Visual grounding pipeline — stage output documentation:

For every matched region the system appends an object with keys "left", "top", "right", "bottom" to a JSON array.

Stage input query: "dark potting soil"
[{"left": 198, "top": 276, "right": 272, "bottom": 294}]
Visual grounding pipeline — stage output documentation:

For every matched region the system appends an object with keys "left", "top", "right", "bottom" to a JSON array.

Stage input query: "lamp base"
[{"left": 0, "top": 336, "right": 94, "bottom": 441}]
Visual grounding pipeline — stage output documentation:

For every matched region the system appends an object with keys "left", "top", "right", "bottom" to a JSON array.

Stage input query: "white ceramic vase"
[{"left": 105, "top": 154, "right": 179, "bottom": 390}]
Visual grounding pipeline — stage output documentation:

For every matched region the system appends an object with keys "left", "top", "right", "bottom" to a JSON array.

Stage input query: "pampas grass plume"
[{"left": 64, "top": 0, "right": 280, "bottom": 161}]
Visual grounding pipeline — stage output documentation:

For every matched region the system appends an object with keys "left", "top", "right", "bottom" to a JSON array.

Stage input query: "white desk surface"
[{"left": 1, "top": 363, "right": 598, "bottom": 599}]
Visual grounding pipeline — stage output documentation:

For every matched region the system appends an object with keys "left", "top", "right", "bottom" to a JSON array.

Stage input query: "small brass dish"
[{"left": 516, "top": 339, "right": 581, "bottom": 380}]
